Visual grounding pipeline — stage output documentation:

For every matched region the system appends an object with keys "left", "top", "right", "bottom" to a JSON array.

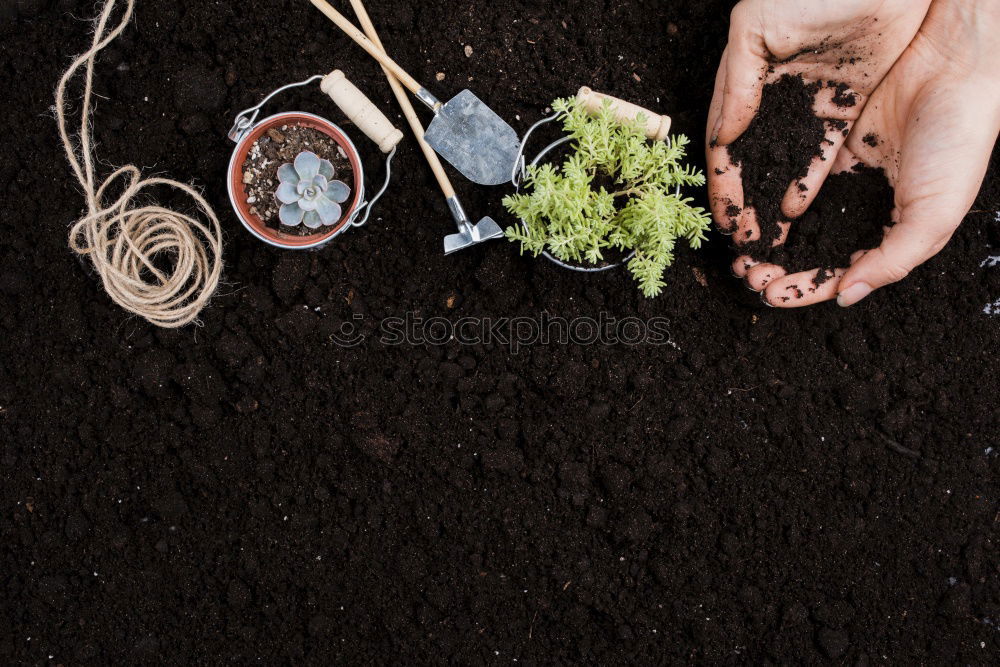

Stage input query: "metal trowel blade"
[{"left": 424, "top": 90, "right": 521, "bottom": 187}]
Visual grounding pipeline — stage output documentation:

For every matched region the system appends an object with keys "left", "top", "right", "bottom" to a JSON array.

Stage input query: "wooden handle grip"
[
  {"left": 576, "top": 87, "right": 672, "bottom": 141},
  {"left": 321, "top": 70, "right": 404, "bottom": 154},
  {"left": 310, "top": 0, "right": 423, "bottom": 95}
]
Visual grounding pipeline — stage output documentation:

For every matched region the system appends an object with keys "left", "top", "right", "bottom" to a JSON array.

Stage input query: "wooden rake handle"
[
  {"left": 310, "top": 0, "right": 425, "bottom": 96},
  {"left": 348, "top": 0, "right": 457, "bottom": 199}
]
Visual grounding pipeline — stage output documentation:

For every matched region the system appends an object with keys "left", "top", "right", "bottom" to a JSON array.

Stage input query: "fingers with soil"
[
  {"left": 706, "top": 47, "right": 727, "bottom": 144},
  {"left": 745, "top": 263, "right": 787, "bottom": 291},
  {"left": 707, "top": 147, "right": 744, "bottom": 233},
  {"left": 781, "top": 121, "right": 855, "bottom": 219},
  {"left": 839, "top": 219, "right": 957, "bottom": 305},
  {"left": 763, "top": 268, "right": 848, "bottom": 307},
  {"left": 707, "top": 51, "right": 744, "bottom": 234},
  {"left": 732, "top": 255, "right": 758, "bottom": 278},
  {"left": 812, "top": 86, "right": 866, "bottom": 120},
  {"left": 736, "top": 206, "right": 766, "bottom": 244},
  {"left": 831, "top": 145, "right": 864, "bottom": 174},
  {"left": 842, "top": 111, "right": 892, "bottom": 175},
  {"left": 713, "top": 37, "right": 768, "bottom": 145}
]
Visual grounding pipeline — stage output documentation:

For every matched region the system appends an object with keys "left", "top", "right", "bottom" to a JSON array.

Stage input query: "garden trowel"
[
  {"left": 347, "top": 0, "right": 504, "bottom": 255},
  {"left": 310, "top": 0, "right": 521, "bottom": 186}
]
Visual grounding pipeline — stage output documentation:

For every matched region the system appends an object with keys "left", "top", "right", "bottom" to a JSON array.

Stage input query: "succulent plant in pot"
[
  {"left": 276, "top": 151, "right": 352, "bottom": 230},
  {"left": 230, "top": 112, "right": 364, "bottom": 250}
]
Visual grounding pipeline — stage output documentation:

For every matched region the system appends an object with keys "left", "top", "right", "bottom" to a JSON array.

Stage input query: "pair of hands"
[{"left": 708, "top": 0, "right": 1000, "bottom": 307}]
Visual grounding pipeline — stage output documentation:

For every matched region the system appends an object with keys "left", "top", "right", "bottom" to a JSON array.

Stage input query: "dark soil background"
[{"left": 2, "top": 0, "right": 999, "bottom": 663}]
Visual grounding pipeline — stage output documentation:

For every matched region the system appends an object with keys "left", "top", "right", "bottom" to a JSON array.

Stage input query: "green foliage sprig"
[{"left": 503, "top": 97, "right": 711, "bottom": 297}]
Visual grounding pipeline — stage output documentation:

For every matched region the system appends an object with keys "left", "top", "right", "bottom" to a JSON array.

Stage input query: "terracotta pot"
[{"left": 228, "top": 112, "right": 365, "bottom": 250}]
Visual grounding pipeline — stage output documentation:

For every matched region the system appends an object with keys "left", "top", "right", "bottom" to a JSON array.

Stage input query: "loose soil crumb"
[
  {"left": 828, "top": 81, "right": 858, "bottom": 108},
  {"left": 828, "top": 118, "right": 849, "bottom": 137},
  {"left": 242, "top": 125, "right": 354, "bottom": 235}
]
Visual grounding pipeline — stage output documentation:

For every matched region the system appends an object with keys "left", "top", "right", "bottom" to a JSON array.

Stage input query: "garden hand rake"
[
  {"left": 347, "top": 0, "right": 502, "bottom": 254},
  {"left": 310, "top": 0, "right": 521, "bottom": 187}
]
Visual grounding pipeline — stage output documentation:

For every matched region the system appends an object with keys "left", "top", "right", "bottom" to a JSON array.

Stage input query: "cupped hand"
[
  {"left": 751, "top": 0, "right": 1000, "bottom": 307},
  {"left": 707, "top": 0, "right": 932, "bottom": 240}
]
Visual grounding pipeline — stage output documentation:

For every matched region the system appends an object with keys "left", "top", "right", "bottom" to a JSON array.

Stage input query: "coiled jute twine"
[{"left": 56, "top": 0, "right": 223, "bottom": 328}]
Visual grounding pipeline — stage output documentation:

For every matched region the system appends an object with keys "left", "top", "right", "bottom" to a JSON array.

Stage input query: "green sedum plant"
[{"left": 503, "top": 97, "right": 711, "bottom": 297}]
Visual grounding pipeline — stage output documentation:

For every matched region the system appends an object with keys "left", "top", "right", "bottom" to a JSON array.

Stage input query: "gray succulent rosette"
[{"left": 275, "top": 151, "right": 351, "bottom": 229}]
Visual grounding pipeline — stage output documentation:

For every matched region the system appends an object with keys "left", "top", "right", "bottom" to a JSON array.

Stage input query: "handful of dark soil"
[
  {"left": 726, "top": 73, "right": 826, "bottom": 249},
  {"left": 242, "top": 125, "right": 354, "bottom": 235},
  {"left": 768, "top": 164, "right": 894, "bottom": 275},
  {"left": 726, "top": 74, "right": 894, "bottom": 279}
]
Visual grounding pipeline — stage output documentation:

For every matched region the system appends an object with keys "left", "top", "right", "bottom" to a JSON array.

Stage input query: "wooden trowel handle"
[
  {"left": 577, "top": 87, "right": 672, "bottom": 141},
  {"left": 322, "top": 70, "right": 404, "bottom": 154},
  {"left": 311, "top": 0, "right": 424, "bottom": 96},
  {"left": 348, "top": 0, "right": 457, "bottom": 199}
]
